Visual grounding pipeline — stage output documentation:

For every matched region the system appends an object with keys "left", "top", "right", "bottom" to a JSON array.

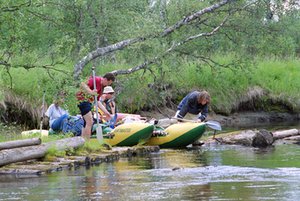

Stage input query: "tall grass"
[
  {"left": 253, "top": 59, "right": 300, "bottom": 97},
  {"left": 1, "top": 55, "right": 300, "bottom": 118}
]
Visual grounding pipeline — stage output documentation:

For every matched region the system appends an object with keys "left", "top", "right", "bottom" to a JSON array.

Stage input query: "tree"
[{"left": 73, "top": 0, "right": 234, "bottom": 80}]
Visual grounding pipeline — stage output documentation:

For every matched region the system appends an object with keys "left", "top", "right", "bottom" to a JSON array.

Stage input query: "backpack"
[{"left": 62, "top": 116, "right": 84, "bottom": 136}]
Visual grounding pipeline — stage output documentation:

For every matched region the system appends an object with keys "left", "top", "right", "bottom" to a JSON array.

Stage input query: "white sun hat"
[{"left": 103, "top": 86, "right": 115, "bottom": 94}]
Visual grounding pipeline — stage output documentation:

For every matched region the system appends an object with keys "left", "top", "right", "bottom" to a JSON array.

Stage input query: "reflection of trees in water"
[
  {"left": 78, "top": 164, "right": 126, "bottom": 200},
  {"left": 146, "top": 149, "right": 209, "bottom": 169},
  {"left": 142, "top": 149, "right": 213, "bottom": 200},
  {"left": 180, "top": 184, "right": 213, "bottom": 201},
  {"left": 126, "top": 156, "right": 154, "bottom": 169},
  {"left": 254, "top": 146, "right": 275, "bottom": 155},
  {"left": 190, "top": 148, "right": 209, "bottom": 166},
  {"left": 79, "top": 159, "right": 158, "bottom": 200},
  {"left": 78, "top": 150, "right": 214, "bottom": 200}
]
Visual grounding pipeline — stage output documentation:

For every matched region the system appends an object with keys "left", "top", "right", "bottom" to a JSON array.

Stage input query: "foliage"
[{"left": 1, "top": 0, "right": 300, "bottom": 120}]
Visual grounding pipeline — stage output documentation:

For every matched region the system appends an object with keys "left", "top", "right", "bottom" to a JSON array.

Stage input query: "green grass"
[
  {"left": 253, "top": 59, "right": 300, "bottom": 97},
  {"left": 2, "top": 55, "right": 300, "bottom": 117}
]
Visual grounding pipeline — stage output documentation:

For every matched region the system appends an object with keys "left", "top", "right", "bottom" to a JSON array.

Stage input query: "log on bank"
[{"left": 0, "top": 137, "right": 85, "bottom": 167}]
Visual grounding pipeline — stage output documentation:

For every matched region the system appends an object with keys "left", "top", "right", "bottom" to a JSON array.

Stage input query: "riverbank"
[
  {"left": 0, "top": 145, "right": 160, "bottom": 176},
  {"left": 140, "top": 107, "right": 300, "bottom": 129}
]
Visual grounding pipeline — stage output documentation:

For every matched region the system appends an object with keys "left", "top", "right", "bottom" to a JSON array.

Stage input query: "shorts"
[{"left": 78, "top": 101, "right": 92, "bottom": 116}]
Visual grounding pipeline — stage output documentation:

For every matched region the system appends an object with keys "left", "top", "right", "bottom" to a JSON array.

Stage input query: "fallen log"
[
  {"left": 0, "top": 137, "right": 85, "bottom": 167},
  {"left": 272, "top": 129, "right": 299, "bottom": 140},
  {"left": 0, "top": 138, "right": 41, "bottom": 151},
  {"left": 216, "top": 129, "right": 274, "bottom": 147},
  {"left": 283, "top": 135, "right": 300, "bottom": 141},
  {"left": 219, "top": 130, "right": 256, "bottom": 146}
]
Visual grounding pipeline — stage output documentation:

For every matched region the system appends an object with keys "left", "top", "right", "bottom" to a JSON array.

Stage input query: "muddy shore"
[{"left": 140, "top": 107, "right": 300, "bottom": 129}]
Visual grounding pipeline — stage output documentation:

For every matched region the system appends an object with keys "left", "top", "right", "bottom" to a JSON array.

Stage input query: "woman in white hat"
[{"left": 98, "top": 86, "right": 116, "bottom": 122}]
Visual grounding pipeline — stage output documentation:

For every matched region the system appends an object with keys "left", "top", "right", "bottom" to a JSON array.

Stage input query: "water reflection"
[{"left": 1, "top": 144, "right": 300, "bottom": 200}]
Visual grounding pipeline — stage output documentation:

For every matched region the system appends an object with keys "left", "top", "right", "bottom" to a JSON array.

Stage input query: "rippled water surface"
[{"left": 1, "top": 143, "right": 300, "bottom": 201}]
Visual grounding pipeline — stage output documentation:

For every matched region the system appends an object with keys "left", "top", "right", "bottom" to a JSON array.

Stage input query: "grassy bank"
[{"left": 1, "top": 56, "right": 300, "bottom": 122}]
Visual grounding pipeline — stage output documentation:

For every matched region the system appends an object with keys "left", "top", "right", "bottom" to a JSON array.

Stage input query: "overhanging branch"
[
  {"left": 112, "top": 15, "right": 229, "bottom": 76},
  {"left": 73, "top": 37, "right": 146, "bottom": 80},
  {"left": 73, "top": 0, "right": 234, "bottom": 80}
]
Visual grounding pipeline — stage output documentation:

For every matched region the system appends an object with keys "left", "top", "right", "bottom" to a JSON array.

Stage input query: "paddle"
[
  {"left": 172, "top": 117, "right": 222, "bottom": 131},
  {"left": 92, "top": 67, "right": 104, "bottom": 143}
]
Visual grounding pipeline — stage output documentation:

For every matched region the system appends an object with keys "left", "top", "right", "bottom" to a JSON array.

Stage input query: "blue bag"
[{"left": 62, "top": 116, "right": 84, "bottom": 136}]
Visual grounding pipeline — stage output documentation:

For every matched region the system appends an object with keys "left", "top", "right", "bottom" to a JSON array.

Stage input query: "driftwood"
[
  {"left": 284, "top": 136, "right": 300, "bottom": 141},
  {"left": 217, "top": 129, "right": 274, "bottom": 147},
  {"left": 220, "top": 130, "right": 256, "bottom": 146},
  {"left": 0, "top": 138, "right": 41, "bottom": 151},
  {"left": 272, "top": 129, "right": 299, "bottom": 140},
  {"left": 0, "top": 137, "right": 85, "bottom": 167}
]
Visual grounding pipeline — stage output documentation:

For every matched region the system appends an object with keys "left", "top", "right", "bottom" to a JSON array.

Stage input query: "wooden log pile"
[
  {"left": 0, "top": 136, "right": 160, "bottom": 176},
  {"left": 0, "top": 137, "right": 85, "bottom": 167}
]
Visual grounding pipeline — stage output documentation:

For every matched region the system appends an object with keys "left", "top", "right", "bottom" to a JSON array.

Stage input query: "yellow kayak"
[
  {"left": 103, "top": 122, "right": 154, "bottom": 146},
  {"left": 146, "top": 122, "right": 206, "bottom": 148}
]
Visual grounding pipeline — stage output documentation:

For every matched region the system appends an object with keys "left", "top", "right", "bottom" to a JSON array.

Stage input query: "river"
[{"left": 1, "top": 141, "right": 300, "bottom": 200}]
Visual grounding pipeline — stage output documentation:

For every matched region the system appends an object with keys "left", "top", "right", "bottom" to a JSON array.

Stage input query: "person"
[
  {"left": 174, "top": 90, "right": 210, "bottom": 122},
  {"left": 98, "top": 86, "right": 117, "bottom": 122},
  {"left": 45, "top": 93, "right": 69, "bottom": 131},
  {"left": 76, "top": 72, "right": 115, "bottom": 139},
  {"left": 96, "top": 86, "right": 145, "bottom": 126},
  {"left": 96, "top": 86, "right": 118, "bottom": 129}
]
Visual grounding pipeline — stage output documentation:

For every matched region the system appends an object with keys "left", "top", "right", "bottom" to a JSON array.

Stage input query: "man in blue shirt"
[{"left": 174, "top": 90, "right": 210, "bottom": 122}]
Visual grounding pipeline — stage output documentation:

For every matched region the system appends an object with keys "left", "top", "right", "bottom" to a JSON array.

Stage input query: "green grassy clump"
[{"left": 74, "top": 139, "right": 107, "bottom": 155}]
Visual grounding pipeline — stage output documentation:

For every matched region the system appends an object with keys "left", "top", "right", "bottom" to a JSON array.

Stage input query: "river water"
[{"left": 1, "top": 142, "right": 300, "bottom": 201}]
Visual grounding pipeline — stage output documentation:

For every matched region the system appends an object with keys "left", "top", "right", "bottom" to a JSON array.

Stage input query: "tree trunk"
[
  {"left": 220, "top": 130, "right": 256, "bottom": 146},
  {"left": 0, "top": 137, "right": 85, "bottom": 167},
  {"left": 0, "top": 138, "right": 41, "bottom": 151},
  {"left": 272, "top": 129, "right": 299, "bottom": 140}
]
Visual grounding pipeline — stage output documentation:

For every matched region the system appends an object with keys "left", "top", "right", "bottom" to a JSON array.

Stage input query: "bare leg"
[{"left": 82, "top": 111, "right": 93, "bottom": 140}]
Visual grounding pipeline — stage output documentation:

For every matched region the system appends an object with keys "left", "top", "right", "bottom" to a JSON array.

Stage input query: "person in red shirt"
[{"left": 76, "top": 72, "right": 115, "bottom": 139}]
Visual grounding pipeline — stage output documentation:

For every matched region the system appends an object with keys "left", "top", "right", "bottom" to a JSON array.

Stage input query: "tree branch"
[
  {"left": 0, "top": 1, "right": 32, "bottom": 12},
  {"left": 0, "top": 60, "right": 70, "bottom": 75},
  {"left": 161, "top": 0, "right": 231, "bottom": 37},
  {"left": 112, "top": 15, "right": 229, "bottom": 76},
  {"left": 73, "top": 0, "right": 234, "bottom": 80},
  {"left": 73, "top": 37, "right": 146, "bottom": 80}
]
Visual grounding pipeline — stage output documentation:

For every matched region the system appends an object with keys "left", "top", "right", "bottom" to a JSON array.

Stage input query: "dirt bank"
[{"left": 139, "top": 107, "right": 300, "bottom": 129}]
